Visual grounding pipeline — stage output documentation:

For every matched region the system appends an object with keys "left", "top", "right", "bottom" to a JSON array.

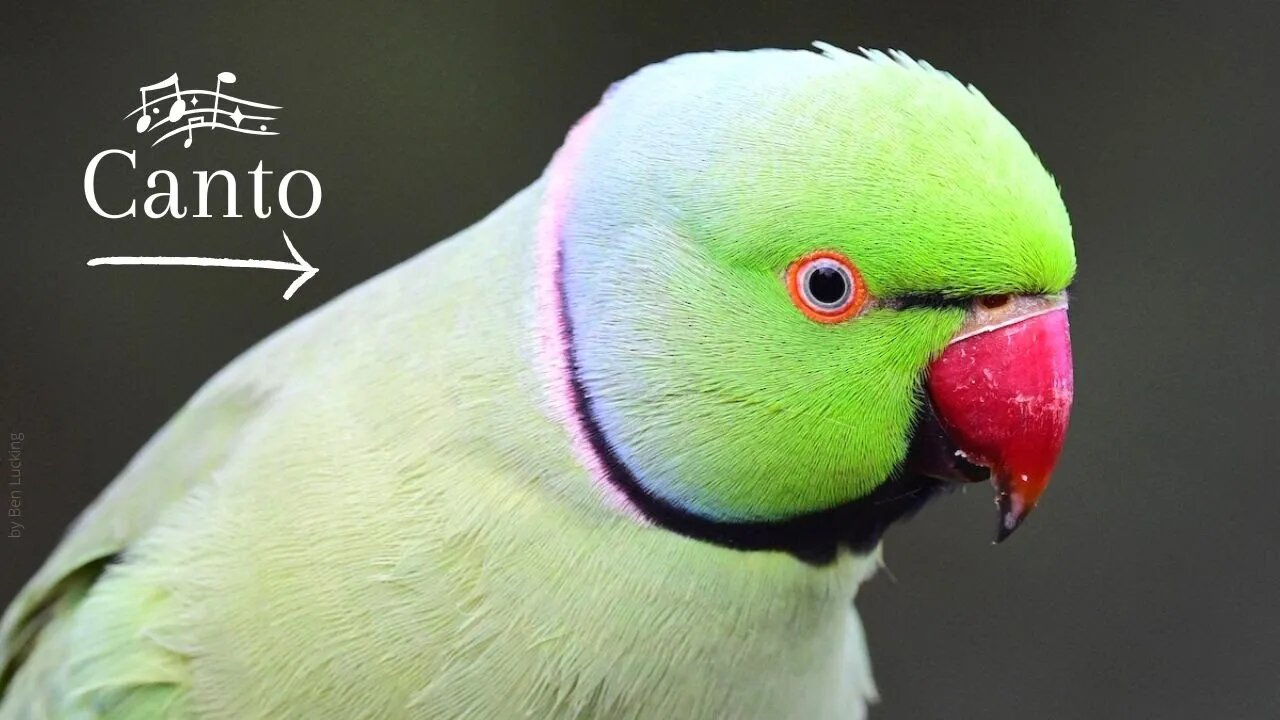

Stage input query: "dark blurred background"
[{"left": 2, "top": 1, "right": 1278, "bottom": 717}]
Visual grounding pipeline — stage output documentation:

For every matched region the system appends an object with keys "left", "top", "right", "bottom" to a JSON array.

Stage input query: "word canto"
[{"left": 84, "top": 149, "right": 321, "bottom": 220}]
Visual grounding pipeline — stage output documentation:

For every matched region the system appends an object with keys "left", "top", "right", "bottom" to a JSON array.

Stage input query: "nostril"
[{"left": 979, "top": 294, "right": 1012, "bottom": 310}]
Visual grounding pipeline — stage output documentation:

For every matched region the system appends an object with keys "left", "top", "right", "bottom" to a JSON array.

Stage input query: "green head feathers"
[{"left": 546, "top": 44, "right": 1075, "bottom": 552}]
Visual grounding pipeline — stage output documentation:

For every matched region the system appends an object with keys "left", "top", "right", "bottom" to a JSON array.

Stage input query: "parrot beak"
[{"left": 924, "top": 295, "right": 1074, "bottom": 542}]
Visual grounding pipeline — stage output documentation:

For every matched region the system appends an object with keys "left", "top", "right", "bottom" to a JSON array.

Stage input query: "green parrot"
[{"left": 0, "top": 43, "right": 1075, "bottom": 718}]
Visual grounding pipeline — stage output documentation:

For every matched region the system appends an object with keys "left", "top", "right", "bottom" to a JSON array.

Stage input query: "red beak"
[{"left": 926, "top": 299, "right": 1074, "bottom": 541}]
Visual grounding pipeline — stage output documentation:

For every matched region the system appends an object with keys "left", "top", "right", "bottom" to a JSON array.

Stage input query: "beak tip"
[
  {"left": 993, "top": 492, "right": 1030, "bottom": 543},
  {"left": 993, "top": 516, "right": 1020, "bottom": 543}
]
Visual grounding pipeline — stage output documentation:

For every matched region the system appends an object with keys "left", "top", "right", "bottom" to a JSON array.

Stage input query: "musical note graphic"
[
  {"left": 123, "top": 71, "right": 282, "bottom": 148},
  {"left": 134, "top": 73, "right": 187, "bottom": 133},
  {"left": 212, "top": 71, "right": 236, "bottom": 128},
  {"left": 182, "top": 116, "right": 200, "bottom": 149}
]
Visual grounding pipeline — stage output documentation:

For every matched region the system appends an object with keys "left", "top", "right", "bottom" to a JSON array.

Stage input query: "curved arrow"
[{"left": 87, "top": 231, "right": 318, "bottom": 300}]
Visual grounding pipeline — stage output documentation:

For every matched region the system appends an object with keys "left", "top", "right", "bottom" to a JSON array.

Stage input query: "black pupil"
[{"left": 806, "top": 266, "right": 848, "bottom": 306}]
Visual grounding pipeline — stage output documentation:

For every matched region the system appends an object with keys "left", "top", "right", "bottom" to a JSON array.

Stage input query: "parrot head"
[{"left": 538, "top": 44, "right": 1075, "bottom": 563}]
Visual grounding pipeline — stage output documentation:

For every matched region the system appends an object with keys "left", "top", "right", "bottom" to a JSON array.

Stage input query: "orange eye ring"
[{"left": 786, "top": 250, "right": 868, "bottom": 324}]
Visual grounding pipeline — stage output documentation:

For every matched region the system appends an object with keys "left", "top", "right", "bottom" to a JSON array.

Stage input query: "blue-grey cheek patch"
[{"left": 559, "top": 214, "right": 720, "bottom": 517}]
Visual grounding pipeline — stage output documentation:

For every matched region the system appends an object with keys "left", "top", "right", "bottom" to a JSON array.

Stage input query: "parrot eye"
[{"left": 786, "top": 250, "right": 868, "bottom": 323}]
